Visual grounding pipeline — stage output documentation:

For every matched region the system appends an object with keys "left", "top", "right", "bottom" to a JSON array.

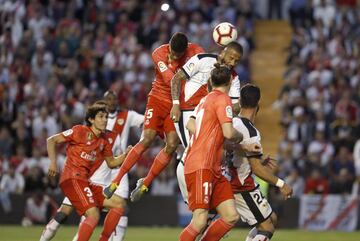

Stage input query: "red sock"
[
  {"left": 113, "top": 143, "right": 146, "bottom": 184},
  {"left": 143, "top": 149, "right": 171, "bottom": 187},
  {"left": 200, "top": 218, "right": 234, "bottom": 241},
  {"left": 77, "top": 216, "right": 98, "bottom": 241},
  {"left": 179, "top": 223, "right": 200, "bottom": 241},
  {"left": 99, "top": 208, "right": 125, "bottom": 241}
]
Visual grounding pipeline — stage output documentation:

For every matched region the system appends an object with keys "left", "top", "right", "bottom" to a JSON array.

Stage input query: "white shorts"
[
  {"left": 62, "top": 173, "right": 129, "bottom": 206},
  {"left": 234, "top": 186, "right": 272, "bottom": 226},
  {"left": 174, "top": 110, "right": 193, "bottom": 148}
]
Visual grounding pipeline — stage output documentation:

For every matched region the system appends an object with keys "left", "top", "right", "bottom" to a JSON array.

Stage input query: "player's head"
[
  {"left": 218, "top": 41, "right": 243, "bottom": 69},
  {"left": 104, "top": 90, "right": 118, "bottom": 113},
  {"left": 240, "top": 84, "right": 261, "bottom": 110},
  {"left": 169, "top": 32, "right": 188, "bottom": 60},
  {"left": 210, "top": 66, "right": 232, "bottom": 89},
  {"left": 85, "top": 101, "right": 108, "bottom": 131}
]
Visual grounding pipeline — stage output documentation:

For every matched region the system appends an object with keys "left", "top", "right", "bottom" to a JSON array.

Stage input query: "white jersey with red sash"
[{"left": 89, "top": 110, "right": 144, "bottom": 185}]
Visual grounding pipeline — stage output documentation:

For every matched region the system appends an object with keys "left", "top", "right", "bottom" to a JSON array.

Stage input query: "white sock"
[
  {"left": 245, "top": 227, "right": 257, "bottom": 241},
  {"left": 109, "top": 216, "right": 128, "bottom": 241},
  {"left": 39, "top": 219, "right": 60, "bottom": 241}
]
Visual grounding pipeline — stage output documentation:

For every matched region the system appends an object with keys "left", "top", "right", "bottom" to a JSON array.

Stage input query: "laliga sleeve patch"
[
  {"left": 62, "top": 129, "right": 73, "bottom": 136},
  {"left": 185, "top": 62, "right": 194, "bottom": 73},
  {"left": 226, "top": 105, "right": 233, "bottom": 118},
  {"left": 158, "top": 61, "right": 167, "bottom": 72}
]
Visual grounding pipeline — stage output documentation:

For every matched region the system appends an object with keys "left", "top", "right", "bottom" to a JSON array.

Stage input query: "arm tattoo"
[{"left": 171, "top": 69, "right": 187, "bottom": 101}]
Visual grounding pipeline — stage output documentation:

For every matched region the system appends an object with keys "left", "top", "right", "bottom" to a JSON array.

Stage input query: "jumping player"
[
  {"left": 170, "top": 41, "right": 243, "bottom": 203},
  {"left": 104, "top": 32, "right": 204, "bottom": 201}
]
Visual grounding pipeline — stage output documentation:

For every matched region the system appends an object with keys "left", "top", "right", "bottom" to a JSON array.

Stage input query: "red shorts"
[
  {"left": 185, "top": 169, "right": 234, "bottom": 211},
  {"left": 144, "top": 95, "right": 175, "bottom": 137},
  {"left": 60, "top": 179, "right": 104, "bottom": 215}
]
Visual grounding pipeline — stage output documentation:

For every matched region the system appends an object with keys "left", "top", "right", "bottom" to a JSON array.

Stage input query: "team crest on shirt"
[
  {"left": 117, "top": 118, "right": 124, "bottom": 125},
  {"left": 108, "top": 138, "right": 113, "bottom": 144},
  {"left": 158, "top": 61, "right": 167, "bottom": 72},
  {"left": 226, "top": 106, "right": 233, "bottom": 118}
]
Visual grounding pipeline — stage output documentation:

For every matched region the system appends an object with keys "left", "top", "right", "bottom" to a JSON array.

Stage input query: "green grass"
[{"left": 0, "top": 226, "right": 359, "bottom": 241}]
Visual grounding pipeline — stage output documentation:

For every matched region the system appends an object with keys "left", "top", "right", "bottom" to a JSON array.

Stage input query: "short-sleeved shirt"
[
  {"left": 59, "top": 125, "right": 113, "bottom": 184},
  {"left": 229, "top": 117, "right": 263, "bottom": 192},
  {"left": 180, "top": 53, "right": 240, "bottom": 110},
  {"left": 148, "top": 43, "right": 204, "bottom": 103},
  {"left": 184, "top": 90, "right": 233, "bottom": 177}
]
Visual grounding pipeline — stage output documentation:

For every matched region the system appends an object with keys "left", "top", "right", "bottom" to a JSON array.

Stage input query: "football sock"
[
  {"left": 245, "top": 227, "right": 258, "bottom": 241},
  {"left": 77, "top": 216, "right": 98, "bottom": 241},
  {"left": 113, "top": 143, "right": 146, "bottom": 184},
  {"left": 143, "top": 149, "right": 171, "bottom": 187},
  {"left": 72, "top": 216, "right": 86, "bottom": 241},
  {"left": 109, "top": 216, "right": 128, "bottom": 241},
  {"left": 99, "top": 208, "right": 125, "bottom": 241},
  {"left": 40, "top": 212, "right": 68, "bottom": 241},
  {"left": 200, "top": 217, "right": 234, "bottom": 241},
  {"left": 179, "top": 223, "right": 200, "bottom": 241}
]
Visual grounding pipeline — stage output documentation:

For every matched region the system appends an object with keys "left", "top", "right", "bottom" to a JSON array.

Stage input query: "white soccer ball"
[{"left": 212, "top": 22, "right": 238, "bottom": 47}]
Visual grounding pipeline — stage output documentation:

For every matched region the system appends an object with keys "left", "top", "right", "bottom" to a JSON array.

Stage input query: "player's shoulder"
[
  {"left": 152, "top": 44, "right": 169, "bottom": 56},
  {"left": 195, "top": 52, "right": 218, "bottom": 60},
  {"left": 237, "top": 117, "right": 259, "bottom": 138},
  {"left": 71, "top": 124, "right": 88, "bottom": 133}
]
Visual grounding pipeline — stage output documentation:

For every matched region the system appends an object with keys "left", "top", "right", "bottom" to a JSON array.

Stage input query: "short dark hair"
[
  {"left": 225, "top": 41, "right": 243, "bottom": 55},
  {"left": 210, "top": 66, "right": 232, "bottom": 87},
  {"left": 170, "top": 32, "right": 188, "bottom": 53},
  {"left": 240, "top": 84, "right": 261, "bottom": 108},
  {"left": 85, "top": 101, "right": 108, "bottom": 126}
]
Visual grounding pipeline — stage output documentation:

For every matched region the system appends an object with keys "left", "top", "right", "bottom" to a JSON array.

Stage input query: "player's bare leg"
[
  {"left": 103, "top": 129, "right": 157, "bottom": 198},
  {"left": 179, "top": 208, "right": 208, "bottom": 241},
  {"left": 130, "top": 130, "right": 179, "bottom": 202},
  {"left": 39, "top": 204, "right": 73, "bottom": 241},
  {"left": 77, "top": 207, "right": 100, "bottom": 241},
  {"left": 200, "top": 199, "right": 239, "bottom": 241},
  {"left": 100, "top": 194, "right": 126, "bottom": 241}
]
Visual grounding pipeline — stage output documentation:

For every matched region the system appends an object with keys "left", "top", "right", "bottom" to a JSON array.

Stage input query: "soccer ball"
[{"left": 212, "top": 22, "right": 238, "bottom": 47}]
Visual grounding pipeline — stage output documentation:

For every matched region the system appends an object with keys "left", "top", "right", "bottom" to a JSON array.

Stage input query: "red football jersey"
[
  {"left": 184, "top": 90, "right": 233, "bottom": 177},
  {"left": 148, "top": 43, "right": 204, "bottom": 103},
  {"left": 59, "top": 125, "right": 113, "bottom": 184}
]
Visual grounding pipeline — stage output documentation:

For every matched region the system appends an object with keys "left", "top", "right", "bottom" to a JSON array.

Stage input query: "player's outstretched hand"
[
  {"left": 280, "top": 183, "right": 293, "bottom": 200},
  {"left": 170, "top": 104, "right": 181, "bottom": 123},
  {"left": 48, "top": 162, "right": 58, "bottom": 177}
]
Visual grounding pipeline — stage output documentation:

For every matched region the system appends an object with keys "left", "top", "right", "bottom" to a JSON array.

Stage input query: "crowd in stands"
[
  {"left": 276, "top": 0, "right": 360, "bottom": 198},
  {"left": 0, "top": 0, "right": 255, "bottom": 218}
]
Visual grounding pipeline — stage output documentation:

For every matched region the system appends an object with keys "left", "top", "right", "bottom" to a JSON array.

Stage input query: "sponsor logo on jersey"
[
  {"left": 62, "top": 129, "right": 73, "bottom": 136},
  {"left": 158, "top": 61, "right": 167, "bottom": 72},
  {"left": 80, "top": 151, "right": 97, "bottom": 161},
  {"left": 226, "top": 105, "right": 233, "bottom": 118},
  {"left": 117, "top": 118, "right": 124, "bottom": 125}
]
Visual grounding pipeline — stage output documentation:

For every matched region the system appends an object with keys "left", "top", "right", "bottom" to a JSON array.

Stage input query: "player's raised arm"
[
  {"left": 248, "top": 156, "right": 293, "bottom": 200},
  {"left": 170, "top": 69, "right": 188, "bottom": 122},
  {"left": 47, "top": 133, "right": 67, "bottom": 177}
]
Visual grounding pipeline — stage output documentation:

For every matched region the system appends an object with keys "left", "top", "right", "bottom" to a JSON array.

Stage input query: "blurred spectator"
[
  {"left": 304, "top": 169, "right": 329, "bottom": 194},
  {"left": 285, "top": 169, "right": 305, "bottom": 197},
  {"left": 0, "top": 166, "right": 25, "bottom": 213},
  {"left": 22, "top": 191, "right": 58, "bottom": 226}
]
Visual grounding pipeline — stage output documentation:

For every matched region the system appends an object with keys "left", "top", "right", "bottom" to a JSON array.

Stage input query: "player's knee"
[
  {"left": 165, "top": 139, "right": 179, "bottom": 153},
  {"left": 112, "top": 197, "right": 126, "bottom": 209},
  {"left": 85, "top": 208, "right": 100, "bottom": 220},
  {"left": 140, "top": 135, "right": 154, "bottom": 148},
  {"left": 258, "top": 217, "right": 275, "bottom": 233},
  {"left": 223, "top": 211, "right": 239, "bottom": 225},
  {"left": 192, "top": 215, "right": 208, "bottom": 231}
]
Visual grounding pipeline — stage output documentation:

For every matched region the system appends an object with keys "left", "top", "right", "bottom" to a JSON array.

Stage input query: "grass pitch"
[{"left": 0, "top": 226, "right": 359, "bottom": 241}]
